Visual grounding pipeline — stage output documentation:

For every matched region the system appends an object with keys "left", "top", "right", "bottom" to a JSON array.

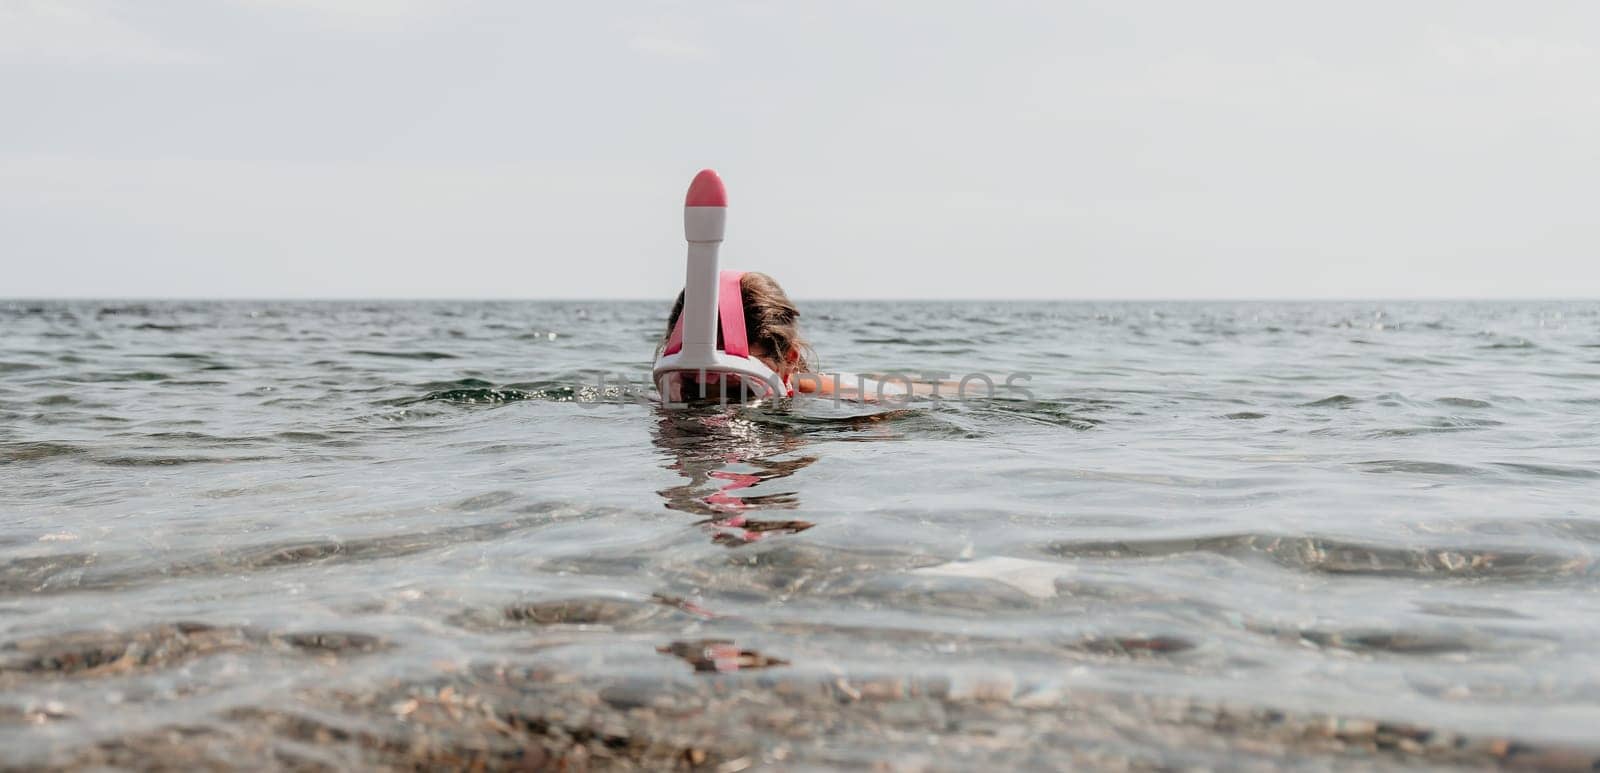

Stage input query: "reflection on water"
[{"left": 652, "top": 406, "right": 817, "bottom": 545}]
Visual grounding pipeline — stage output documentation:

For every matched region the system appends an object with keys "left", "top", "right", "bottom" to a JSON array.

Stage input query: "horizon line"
[{"left": 4, "top": 296, "right": 1598, "bottom": 304}]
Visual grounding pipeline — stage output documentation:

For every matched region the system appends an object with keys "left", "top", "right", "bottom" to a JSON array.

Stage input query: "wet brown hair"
[{"left": 659, "top": 272, "right": 814, "bottom": 375}]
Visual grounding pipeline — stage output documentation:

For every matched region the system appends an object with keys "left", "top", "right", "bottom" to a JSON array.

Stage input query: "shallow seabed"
[{"left": 3, "top": 300, "right": 1599, "bottom": 770}]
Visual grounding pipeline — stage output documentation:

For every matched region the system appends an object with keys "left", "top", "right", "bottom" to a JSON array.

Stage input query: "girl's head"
[{"left": 660, "top": 271, "right": 812, "bottom": 378}]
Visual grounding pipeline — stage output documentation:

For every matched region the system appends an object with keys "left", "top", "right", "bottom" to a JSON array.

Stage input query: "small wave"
[
  {"left": 78, "top": 371, "right": 172, "bottom": 383},
  {"left": 0, "top": 622, "right": 385, "bottom": 682},
  {"left": 0, "top": 552, "right": 99, "bottom": 595},
  {"left": 1383, "top": 356, "right": 1451, "bottom": 366},
  {"left": 746, "top": 407, "right": 963, "bottom": 439},
  {"left": 129, "top": 323, "right": 195, "bottom": 332},
  {"left": 506, "top": 598, "right": 662, "bottom": 626},
  {"left": 1414, "top": 602, "right": 1530, "bottom": 620},
  {"left": 1363, "top": 417, "right": 1503, "bottom": 438},
  {"left": 95, "top": 454, "right": 278, "bottom": 467},
  {"left": 967, "top": 399, "right": 1102, "bottom": 431},
  {"left": 1046, "top": 533, "right": 1590, "bottom": 580},
  {"left": 386, "top": 379, "right": 640, "bottom": 407},
  {"left": 0, "top": 442, "right": 86, "bottom": 462},
  {"left": 1436, "top": 397, "right": 1492, "bottom": 408},
  {"left": 403, "top": 387, "right": 539, "bottom": 405},
  {"left": 1064, "top": 633, "right": 1196, "bottom": 658},
  {"left": 1357, "top": 459, "right": 1485, "bottom": 476},
  {"left": 422, "top": 377, "right": 494, "bottom": 389},
  {"left": 275, "top": 430, "right": 335, "bottom": 442},
  {"left": 135, "top": 431, "right": 257, "bottom": 444},
  {"left": 1492, "top": 462, "right": 1600, "bottom": 480},
  {"left": 453, "top": 490, "right": 519, "bottom": 510},
  {"left": 447, "top": 593, "right": 700, "bottom": 632},
  {"left": 1477, "top": 339, "right": 1540, "bottom": 350},
  {"left": 1301, "top": 395, "right": 1358, "bottom": 408},
  {"left": 1250, "top": 623, "right": 1481, "bottom": 656},
  {"left": 1533, "top": 369, "right": 1600, "bottom": 381},
  {"left": 852, "top": 336, "right": 974, "bottom": 346},
  {"left": 94, "top": 304, "right": 153, "bottom": 317},
  {"left": 137, "top": 352, "right": 212, "bottom": 360},
  {"left": 348, "top": 350, "right": 459, "bottom": 360},
  {"left": 0, "top": 504, "right": 597, "bottom": 596}
]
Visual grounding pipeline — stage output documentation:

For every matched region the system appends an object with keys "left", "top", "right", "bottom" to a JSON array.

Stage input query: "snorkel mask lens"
[{"left": 660, "top": 370, "right": 777, "bottom": 404}]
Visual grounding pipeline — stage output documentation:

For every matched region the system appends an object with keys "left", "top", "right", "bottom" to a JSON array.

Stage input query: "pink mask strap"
[
  {"left": 718, "top": 270, "right": 749, "bottom": 357},
  {"left": 663, "top": 314, "right": 684, "bottom": 355}
]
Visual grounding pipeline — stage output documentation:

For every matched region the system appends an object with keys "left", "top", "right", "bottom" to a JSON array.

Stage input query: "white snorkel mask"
[{"left": 652, "top": 169, "right": 790, "bottom": 405}]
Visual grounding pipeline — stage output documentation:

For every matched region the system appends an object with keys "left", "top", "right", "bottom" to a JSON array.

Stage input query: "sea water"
[{"left": 2, "top": 300, "right": 1598, "bottom": 769}]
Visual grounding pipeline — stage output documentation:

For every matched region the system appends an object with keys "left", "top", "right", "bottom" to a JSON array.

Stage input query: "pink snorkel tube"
[{"left": 652, "top": 170, "right": 789, "bottom": 404}]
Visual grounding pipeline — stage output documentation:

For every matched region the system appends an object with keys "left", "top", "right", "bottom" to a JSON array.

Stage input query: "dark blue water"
[{"left": 3, "top": 300, "right": 1599, "bottom": 769}]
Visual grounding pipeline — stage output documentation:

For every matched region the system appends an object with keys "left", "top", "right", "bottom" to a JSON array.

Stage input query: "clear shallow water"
[{"left": 2, "top": 299, "right": 1599, "bottom": 769}]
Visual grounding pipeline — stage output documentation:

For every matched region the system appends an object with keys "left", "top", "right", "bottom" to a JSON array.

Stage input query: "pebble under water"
[{"left": 3, "top": 299, "right": 1600, "bottom": 770}]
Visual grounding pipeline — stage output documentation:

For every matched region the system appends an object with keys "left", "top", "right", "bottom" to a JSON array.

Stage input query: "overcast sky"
[{"left": 3, "top": 1, "right": 1598, "bottom": 299}]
